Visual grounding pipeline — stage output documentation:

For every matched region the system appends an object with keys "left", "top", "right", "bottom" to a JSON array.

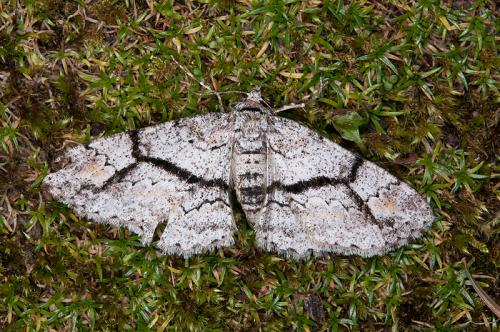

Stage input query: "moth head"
[
  {"left": 246, "top": 87, "right": 262, "bottom": 102},
  {"left": 233, "top": 87, "right": 272, "bottom": 114}
]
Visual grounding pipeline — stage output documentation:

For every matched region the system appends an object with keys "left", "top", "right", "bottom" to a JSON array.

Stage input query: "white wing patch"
[
  {"left": 257, "top": 185, "right": 386, "bottom": 257},
  {"left": 44, "top": 113, "right": 236, "bottom": 257},
  {"left": 268, "top": 117, "right": 357, "bottom": 185},
  {"left": 139, "top": 112, "right": 232, "bottom": 181},
  {"left": 158, "top": 185, "right": 234, "bottom": 256},
  {"left": 256, "top": 116, "right": 434, "bottom": 259}
]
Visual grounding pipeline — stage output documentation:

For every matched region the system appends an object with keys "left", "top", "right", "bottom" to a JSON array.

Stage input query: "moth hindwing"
[{"left": 44, "top": 91, "right": 433, "bottom": 259}]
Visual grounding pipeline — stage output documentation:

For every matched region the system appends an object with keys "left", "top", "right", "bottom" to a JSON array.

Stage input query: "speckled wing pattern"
[
  {"left": 44, "top": 100, "right": 433, "bottom": 259},
  {"left": 255, "top": 116, "right": 434, "bottom": 258},
  {"left": 44, "top": 113, "right": 236, "bottom": 257}
]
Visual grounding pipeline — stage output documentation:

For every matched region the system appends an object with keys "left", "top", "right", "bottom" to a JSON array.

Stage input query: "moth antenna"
[
  {"left": 274, "top": 102, "right": 306, "bottom": 114},
  {"left": 272, "top": 77, "right": 330, "bottom": 114},
  {"left": 276, "top": 77, "right": 326, "bottom": 114},
  {"left": 218, "top": 90, "right": 248, "bottom": 97},
  {"left": 170, "top": 56, "right": 225, "bottom": 112}
]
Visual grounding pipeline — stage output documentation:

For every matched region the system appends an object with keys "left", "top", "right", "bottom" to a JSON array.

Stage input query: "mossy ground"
[{"left": 0, "top": 0, "right": 498, "bottom": 331}]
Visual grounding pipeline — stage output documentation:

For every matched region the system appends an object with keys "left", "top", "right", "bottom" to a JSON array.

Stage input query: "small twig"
[
  {"left": 301, "top": 77, "right": 327, "bottom": 101},
  {"left": 318, "top": 77, "right": 325, "bottom": 97},
  {"left": 463, "top": 260, "right": 500, "bottom": 318}
]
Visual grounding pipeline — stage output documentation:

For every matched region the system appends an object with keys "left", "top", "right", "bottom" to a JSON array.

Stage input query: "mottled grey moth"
[{"left": 44, "top": 89, "right": 434, "bottom": 259}]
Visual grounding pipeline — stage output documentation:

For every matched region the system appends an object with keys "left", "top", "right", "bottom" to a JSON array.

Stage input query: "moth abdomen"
[
  {"left": 239, "top": 185, "right": 266, "bottom": 204},
  {"left": 238, "top": 171, "right": 264, "bottom": 182},
  {"left": 232, "top": 149, "right": 268, "bottom": 220}
]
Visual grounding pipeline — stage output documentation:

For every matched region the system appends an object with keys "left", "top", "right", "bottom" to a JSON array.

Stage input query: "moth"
[{"left": 44, "top": 89, "right": 434, "bottom": 259}]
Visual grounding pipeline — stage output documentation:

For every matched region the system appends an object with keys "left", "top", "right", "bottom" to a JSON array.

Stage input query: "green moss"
[
  {"left": 90, "top": 0, "right": 128, "bottom": 25},
  {"left": 0, "top": 0, "right": 498, "bottom": 330}
]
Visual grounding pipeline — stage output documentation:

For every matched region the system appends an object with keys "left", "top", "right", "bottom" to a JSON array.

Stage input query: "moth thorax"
[{"left": 235, "top": 110, "right": 268, "bottom": 139}]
